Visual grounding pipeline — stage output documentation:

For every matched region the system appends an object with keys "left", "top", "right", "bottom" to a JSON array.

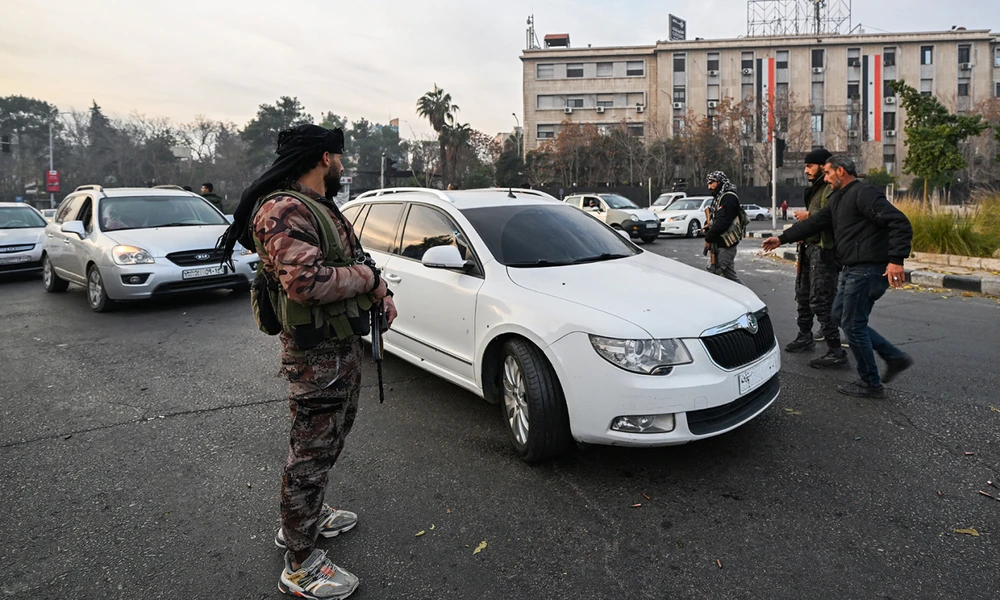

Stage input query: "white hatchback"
[{"left": 346, "top": 188, "right": 780, "bottom": 462}]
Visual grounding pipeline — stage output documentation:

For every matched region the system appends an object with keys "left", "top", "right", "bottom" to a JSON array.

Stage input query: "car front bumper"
[
  {"left": 100, "top": 255, "right": 258, "bottom": 300},
  {"left": 0, "top": 244, "right": 44, "bottom": 274},
  {"left": 659, "top": 218, "right": 690, "bottom": 234},
  {"left": 624, "top": 220, "right": 661, "bottom": 237},
  {"left": 548, "top": 332, "right": 780, "bottom": 446}
]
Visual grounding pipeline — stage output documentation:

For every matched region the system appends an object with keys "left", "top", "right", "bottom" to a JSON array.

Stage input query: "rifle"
[{"left": 370, "top": 302, "right": 388, "bottom": 403}]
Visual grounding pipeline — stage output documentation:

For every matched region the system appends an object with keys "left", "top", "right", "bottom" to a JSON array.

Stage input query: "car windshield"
[
  {"left": 461, "top": 204, "right": 640, "bottom": 268},
  {"left": 652, "top": 195, "right": 679, "bottom": 207},
  {"left": 99, "top": 196, "right": 228, "bottom": 232},
  {"left": 599, "top": 194, "right": 639, "bottom": 209},
  {"left": 0, "top": 207, "right": 46, "bottom": 229},
  {"left": 666, "top": 199, "right": 704, "bottom": 211}
]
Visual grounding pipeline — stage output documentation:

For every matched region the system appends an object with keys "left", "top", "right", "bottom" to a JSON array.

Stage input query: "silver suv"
[{"left": 42, "top": 185, "right": 258, "bottom": 311}]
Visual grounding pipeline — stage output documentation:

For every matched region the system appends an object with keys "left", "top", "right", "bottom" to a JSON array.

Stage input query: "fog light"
[
  {"left": 611, "top": 414, "right": 675, "bottom": 434},
  {"left": 128, "top": 276, "right": 141, "bottom": 284},
  {"left": 120, "top": 273, "right": 150, "bottom": 285},
  {"left": 249, "top": 261, "right": 260, "bottom": 271}
]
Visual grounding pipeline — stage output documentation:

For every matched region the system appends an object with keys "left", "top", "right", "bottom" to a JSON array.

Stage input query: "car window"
[
  {"left": 567, "top": 197, "right": 583, "bottom": 208},
  {"left": 99, "top": 196, "right": 228, "bottom": 232},
  {"left": 341, "top": 204, "right": 363, "bottom": 224},
  {"left": 0, "top": 206, "right": 46, "bottom": 229},
  {"left": 400, "top": 205, "right": 472, "bottom": 263},
  {"left": 461, "top": 204, "right": 640, "bottom": 267},
  {"left": 667, "top": 199, "right": 703, "bottom": 211},
  {"left": 54, "top": 196, "right": 82, "bottom": 224},
  {"left": 77, "top": 197, "right": 94, "bottom": 234},
  {"left": 598, "top": 194, "right": 639, "bottom": 209},
  {"left": 358, "top": 203, "right": 403, "bottom": 254}
]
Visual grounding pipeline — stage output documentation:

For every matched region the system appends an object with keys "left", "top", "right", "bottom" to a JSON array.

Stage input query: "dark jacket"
[
  {"left": 202, "top": 193, "right": 225, "bottom": 212},
  {"left": 802, "top": 177, "right": 834, "bottom": 248},
  {"left": 779, "top": 179, "right": 912, "bottom": 266},
  {"left": 704, "top": 191, "right": 741, "bottom": 247}
]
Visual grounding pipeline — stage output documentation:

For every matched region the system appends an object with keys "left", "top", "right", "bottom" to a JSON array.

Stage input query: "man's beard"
[{"left": 323, "top": 165, "right": 342, "bottom": 200}]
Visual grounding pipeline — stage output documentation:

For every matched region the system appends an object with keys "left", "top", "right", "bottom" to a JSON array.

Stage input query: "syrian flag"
[
  {"left": 756, "top": 57, "right": 776, "bottom": 143},
  {"left": 863, "top": 55, "right": 883, "bottom": 142}
]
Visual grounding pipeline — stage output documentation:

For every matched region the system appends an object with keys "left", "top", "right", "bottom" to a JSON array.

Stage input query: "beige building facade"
[{"left": 521, "top": 29, "right": 1000, "bottom": 186}]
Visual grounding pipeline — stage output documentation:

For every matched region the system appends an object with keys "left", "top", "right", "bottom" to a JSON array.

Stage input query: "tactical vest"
[
  {"left": 250, "top": 190, "right": 372, "bottom": 349},
  {"left": 709, "top": 191, "right": 749, "bottom": 247}
]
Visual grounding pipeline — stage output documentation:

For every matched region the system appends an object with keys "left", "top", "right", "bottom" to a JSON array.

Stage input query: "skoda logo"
[
  {"left": 195, "top": 253, "right": 211, "bottom": 261},
  {"left": 745, "top": 313, "right": 759, "bottom": 335}
]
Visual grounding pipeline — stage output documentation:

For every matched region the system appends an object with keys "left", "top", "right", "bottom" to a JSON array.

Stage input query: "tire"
[
  {"left": 42, "top": 255, "right": 69, "bottom": 293},
  {"left": 756, "top": 214, "right": 766, "bottom": 221},
  {"left": 686, "top": 219, "right": 701, "bottom": 238},
  {"left": 640, "top": 234, "right": 658, "bottom": 244},
  {"left": 500, "top": 339, "right": 571, "bottom": 462},
  {"left": 86, "top": 265, "right": 116, "bottom": 313}
]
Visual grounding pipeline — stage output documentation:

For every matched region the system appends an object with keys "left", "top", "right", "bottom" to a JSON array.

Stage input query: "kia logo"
[{"left": 195, "top": 253, "right": 211, "bottom": 261}]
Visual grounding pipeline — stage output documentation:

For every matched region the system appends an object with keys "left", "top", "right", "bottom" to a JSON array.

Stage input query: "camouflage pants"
[
  {"left": 795, "top": 243, "right": 841, "bottom": 345},
  {"left": 279, "top": 335, "right": 362, "bottom": 564}
]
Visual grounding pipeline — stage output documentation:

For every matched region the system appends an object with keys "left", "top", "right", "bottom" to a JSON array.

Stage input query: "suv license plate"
[
  {"left": 738, "top": 354, "right": 777, "bottom": 395},
  {"left": 646, "top": 223, "right": 658, "bottom": 229},
  {"left": 0, "top": 255, "right": 31, "bottom": 265},
  {"left": 182, "top": 266, "right": 226, "bottom": 280}
]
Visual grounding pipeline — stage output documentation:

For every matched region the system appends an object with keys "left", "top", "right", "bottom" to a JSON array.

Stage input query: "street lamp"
[{"left": 512, "top": 112, "right": 522, "bottom": 161}]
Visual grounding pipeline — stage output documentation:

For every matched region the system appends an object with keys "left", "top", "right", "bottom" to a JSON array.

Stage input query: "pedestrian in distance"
[
  {"left": 781, "top": 199, "right": 789, "bottom": 221},
  {"left": 762, "top": 155, "right": 914, "bottom": 398},
  {"left": 218, "top": 124, "right": 398, "bottom": 599},
  {"left": 200, "top": 182, "right": 226, "bottom": 213},
  {"left": 703, "top": 171, "right": 748, "bottom": 285}
]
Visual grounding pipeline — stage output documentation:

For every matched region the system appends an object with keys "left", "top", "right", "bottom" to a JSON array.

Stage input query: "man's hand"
[
  {"left": 381, "top": 296, "right": 398, "bottom": 329},
  {"left": 794, "top": 210, "right": 809, "bottom": 221},
  {"left": 371, "top": 276, "right": 389, "bottom": 301},
  {"left": 761, "top": 236, "right": 781, "bottom": 252},
  {"left": 884, "top": 263, "right": 906, "bottom": 289}
]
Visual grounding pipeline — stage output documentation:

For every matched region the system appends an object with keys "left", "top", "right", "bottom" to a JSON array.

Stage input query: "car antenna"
[{"left": 507, "top": 186, "right": 516, "bottom": 199}]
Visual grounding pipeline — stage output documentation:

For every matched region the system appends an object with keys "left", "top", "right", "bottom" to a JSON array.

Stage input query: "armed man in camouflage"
[
  {"left": 219, "top": 124, "right": 396, "bottom": 599},
  {"left": 785, "top": 148, "right": 849, "bottom": 369},
  {"left": 703, "top": 170, "right": 748, "bottom": 285}
]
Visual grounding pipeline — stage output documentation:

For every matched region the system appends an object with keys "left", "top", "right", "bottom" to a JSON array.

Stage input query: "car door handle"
[{"left": 384, "top": 274, "right": 402, "bottom": 284}]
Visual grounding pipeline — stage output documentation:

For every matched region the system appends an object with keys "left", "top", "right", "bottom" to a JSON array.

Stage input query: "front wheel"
[
  {"left": 686, "top": 219, "right": 701, "bottom": 238},
  {"left": 87, "top": 265, "right": 116, "bottom": 312},
  {"left": 756, "top": 214, "right": 766, "bottom": 221},
  {"left": 42, "top": 255, "right": 69, "bottom": 293},
  {"left": 500, "top": 339, "right": 571, "bottom": 462}
]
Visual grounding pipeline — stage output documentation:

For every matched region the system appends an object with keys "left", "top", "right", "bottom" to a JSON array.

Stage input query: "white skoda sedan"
[{"left": 346, "top": 188, "right": 780, "bottom": 461}]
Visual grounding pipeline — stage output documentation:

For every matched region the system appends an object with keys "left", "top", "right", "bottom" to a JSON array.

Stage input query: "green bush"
[{"left": 898, "top": 196, "right": 1000, "bottom": 258}]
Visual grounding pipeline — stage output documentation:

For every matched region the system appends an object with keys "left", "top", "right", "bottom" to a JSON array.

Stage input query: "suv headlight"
[
  {"left": 589, "top": 336, "right": 692, "bottom": 375},
  {"left": 112, "top": 245, "right": 154, "bottom": 265},
  {"left": 629, "top": 214, "right": 639, "bottom": 222},
  {"left": 234, "top": 244, "right": 255, "bottom": 256},
  {"left": 668, "top": 215, "right": 688, "bottom": 222}
]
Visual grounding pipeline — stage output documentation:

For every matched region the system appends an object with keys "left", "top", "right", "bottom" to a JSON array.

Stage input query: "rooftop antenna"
[{"left": 526, "top": 14, "right": 541, "bottom": 50}]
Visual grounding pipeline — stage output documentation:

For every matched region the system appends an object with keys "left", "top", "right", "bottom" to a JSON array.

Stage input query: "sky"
[{"left": 2, "top": 0, "right": 996, "bottom": 139}]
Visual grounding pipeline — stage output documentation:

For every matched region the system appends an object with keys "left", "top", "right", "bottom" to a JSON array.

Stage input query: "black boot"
[
  {"left": 810, "top": 348, "right": 849, "bottom": 369},
  {"left": 837, "top": 379, "right": 886, "bottom": 399},
  {"left": 882, "top": 353, "right": 914, "bottom": 384},
  {"left": 784, "top": 332, "right": 816, "bottom": 353}
]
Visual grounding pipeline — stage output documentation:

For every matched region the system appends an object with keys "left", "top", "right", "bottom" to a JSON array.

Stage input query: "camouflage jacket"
[{"left": 252, "top": 182, "right": 375, "bottom": 308}]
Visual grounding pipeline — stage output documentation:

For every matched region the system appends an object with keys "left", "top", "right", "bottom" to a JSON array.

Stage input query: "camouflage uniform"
[
  {"left": 253, "top": 182, "right": 376, "bottom": 566},
  {"left": 795, "top": 181, "right": 841, "bottom": 344}
]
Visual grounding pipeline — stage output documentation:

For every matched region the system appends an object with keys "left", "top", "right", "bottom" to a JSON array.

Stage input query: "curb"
[{"left": 777, "top": 250, "right": 1000, "bottom": 296}]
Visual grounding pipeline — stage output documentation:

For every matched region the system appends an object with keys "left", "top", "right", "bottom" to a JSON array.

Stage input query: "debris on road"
[
  {"left": 953, "top": 528, "right": 980, "bottom": 537},
  {"left": 964, "top": 451, "right": 976, "bottom": 456},
  {"left": 472, "top": 541, "right": 487, "bottom": 555},
  {"left": 716, "top": 559, "right": 723, "bottom": 569},
  {"left": 642, "top": 493, "right": 651, "bottom": 500},
  {"left": 977, "top": 491, "right": 997, "bottom": 500},
  {"left": 630, "top": 503, "right": 642, "bottom": 508},
  {"left": 990, "top": 406, "right": 1000, "bottom": 414},
  {"left": 415, "top": 530, "right": 425, "bottom": 537},
  {"left": 430, "top": 524, "right": 436, "bottom": 530},
  {"left": 988, "top": 481, "right": 1000, "bottom": 491}
]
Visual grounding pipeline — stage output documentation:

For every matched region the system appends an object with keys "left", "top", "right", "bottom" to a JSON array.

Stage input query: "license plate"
[
  {"left": 0, "top": 255, "right": 30, "bottom": 265},
  {"left": 646, "top": 223, "right": 658, "bottom": 229},
  {"left": 182, "top": 266, "right": 225, "bottom": 279},
  {"left": 738, "top": 354, "right": 778, "bottom": 395}
]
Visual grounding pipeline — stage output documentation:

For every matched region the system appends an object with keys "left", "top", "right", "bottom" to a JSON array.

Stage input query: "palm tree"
[
  {"left": 416, "top": 84, "right": 459, "bottom": 186},
  {"left": 442, "top": 122, "right": 473, "bottom": 187}
]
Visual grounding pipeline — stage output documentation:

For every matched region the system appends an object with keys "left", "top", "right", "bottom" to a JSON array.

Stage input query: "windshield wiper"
[
  {"left": 573, "top": 253, "right": 629, "bottom": 264},
  {"left": 507, "top": 259, "right": 574, "bottom": 268},
  {"left": 153, "top": 222, "right": 203, "bottom": 228}
]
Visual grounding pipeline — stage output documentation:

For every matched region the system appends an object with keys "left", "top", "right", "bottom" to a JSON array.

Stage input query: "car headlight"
[
  {"left": 235, "top": 245, "right": 255, "bottom": 256},
  {"left": 589, "top": 336, "right": 692, "bottom": 375},
  {"left": 668, "top": 215, "right": 688, "bottom": 222},
  {"left": 112, "top": 245, "right": 155, "bottom": 265},
  {"left": 629, "top": 214, "right": 639, "bottom": 222}
]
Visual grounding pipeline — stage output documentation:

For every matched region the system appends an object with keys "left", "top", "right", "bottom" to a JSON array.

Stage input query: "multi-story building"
[{"left": 521, "top": 28, "right": 1000, "bottom": 186}]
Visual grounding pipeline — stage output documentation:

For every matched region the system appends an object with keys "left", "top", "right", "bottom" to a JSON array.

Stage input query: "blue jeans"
[{"left": 831, "top": 264, "right": 905, "bottom": 387}]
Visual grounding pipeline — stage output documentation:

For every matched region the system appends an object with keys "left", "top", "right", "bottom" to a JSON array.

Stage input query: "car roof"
[
  {"left": 351, "top": 188, "right": 562, "bottom": 211},
  {"left": 0, "top": 202, "right": 41, "bottom": 208},
  {"left": 65, "top": 186, "right": 201, "bottom": 199}
]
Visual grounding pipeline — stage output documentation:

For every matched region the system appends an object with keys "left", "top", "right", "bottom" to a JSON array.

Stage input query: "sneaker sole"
[
  {"left": 279, "top": 579, "right": 359, "bottom": 600},
  {"left": 275, "top": 522, "right": 358, "bottom": 549}
]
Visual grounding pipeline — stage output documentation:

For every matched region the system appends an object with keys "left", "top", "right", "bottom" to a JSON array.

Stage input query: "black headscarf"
[{"left": 216, "top": 124, "right": 344, "bottom": 264}]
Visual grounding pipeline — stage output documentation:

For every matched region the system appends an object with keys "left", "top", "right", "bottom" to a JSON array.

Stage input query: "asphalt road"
[{"left": 1, "top": 229, "right": 998, "bottom": 600}]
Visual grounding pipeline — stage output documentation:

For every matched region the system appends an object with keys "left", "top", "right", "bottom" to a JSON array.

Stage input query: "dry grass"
[{"left": 897, "top": 192, "right": 1000, "bottom": 258}]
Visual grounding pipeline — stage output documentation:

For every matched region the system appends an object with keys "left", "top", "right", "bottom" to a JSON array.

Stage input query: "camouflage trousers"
[
  {"left": 795, "top": 243, "right": 841, "bottom": 345},
  {"left": 279, "top": 334, "right": 362, "bottom": 564}
]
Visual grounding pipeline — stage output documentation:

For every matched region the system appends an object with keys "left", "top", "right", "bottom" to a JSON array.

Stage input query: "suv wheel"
[
  {"left": 42, "top": 255, "right": 69, "bottom": 293},
  {"left": 500, "top": 339, "right": 571, "bottom": 462},
  {"left": 756, "top": 214, "right": 766, "bottom": 221},
  {"left": 686, "top": 219, "right": 701, "bottom": 238},
  {"left": 87, "top": 265, "right": 116, "bottom": 312}
]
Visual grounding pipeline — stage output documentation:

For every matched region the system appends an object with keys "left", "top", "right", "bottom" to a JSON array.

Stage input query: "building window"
[
  {"left": 566, "top": 63, "right": 583, "bottom": 78},
  {"left": 673, "top": 118, "right": 685, "bottom": 134},
  {"left": 883, "top": 48, "right": 896, "bottom": 67},
  {"left": 567, "top": 96, "right": 584, "bottom": 108},
  {"left": 847, "top": 83, "right": 860, "bottom": 99},
  {"left": 776, "top": 50, "right": 789, "bottom": 70},
  {"left": 536, "top": 95, "right": 565, "bottom": 109},
  {"left": 811, "top": 114, "right": 823, "bottom": 132},
  {"left": 626, "top": 92, "right": 645, "bottom": 107},
  {"left": 958, "top": 44, "right": 971, "bottom": 64},
  {"left": 596, "top": 62, "right": 614, "bottom": 77},
  {"left": 536, "top": 64, "right": 554, "bottom": 79},
  {"left": 958, "top": 81, "right": 970, "bottom": 97},
  {"left": 708, "top": 84, "right": 721, "bottom": 102},
  {"left": 996, "top": 82, "right": 1000, "bottom": 97},
  {"left": 920, "top": 78, "right": 933, "bottom": 96},
  {"left": 884, "top": 151, "right": 896, "bottom": 166},
  {"left": 884, "top": 79, "right": 896, "bottom": 96},
  {"left": 884, "top": 112, "right": 896, "bottom": 130},
  {"left": 537, "top": 125, "right": 555, "bottom": 140},
  {"left": 597, "top": 94, "right": 614, "bottom": 108},
  {"left": 921, "top": 46, "right": 933, "bottom": 65},
  {"left": 847, "top": 48, "right": 861, "bottom": 67},
  {"left": 995, "top": 48, "right": 1000, "bottom": 68},
  {"left": 742, "top": 146, "right": 754, "bottom": 169},
  {"left": 626, "top": 61, "right": 644, "bottom": 76},
  {"left": 673, "top": 86, "right": 686, "bottom": 103},
  {"left": 775, "top": 82, "right": 788, "bottom": 102},
  {"left": 673, "top": 54, "right": 686, "bottom": 72},
  {"left": 627, "top": 123, "right": 645, "bottom": 137},
  {"left": 741, "top": 52, "right": 754, "bottom": 71},
  {"left": 811, "top": 81, "right": 824, "bottom": 110},
  {"left": 811, "top": 49, "right": 825, "bottom": 69},
  {"left": 847, "top": 113, "right": 859, "bottom": 132},
  {"left": 707, "top": 52, "right": 720, "bottom": 72}
]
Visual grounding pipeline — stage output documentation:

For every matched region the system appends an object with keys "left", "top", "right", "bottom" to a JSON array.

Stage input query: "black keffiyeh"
[{"left": 706, "top": 170, "right": 737, "bottom": 197}]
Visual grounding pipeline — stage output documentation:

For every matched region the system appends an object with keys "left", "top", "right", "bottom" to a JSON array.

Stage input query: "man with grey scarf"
[{"left": 703, "top": 171, "right": 747, "bottom": 285}]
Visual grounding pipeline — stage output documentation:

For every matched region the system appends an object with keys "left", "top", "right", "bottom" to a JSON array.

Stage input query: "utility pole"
[
  {"left": 771, "top": 133, "right": 777, "bottom": 230},
  {"left": 380, "top": 151, "right": 386, "bottom": 189},
  {"left": 49, "top": 121, "right": 54, "bottom": 208},
  {"left": 512, "top": 113, "right": 522, "bottom": 161}
]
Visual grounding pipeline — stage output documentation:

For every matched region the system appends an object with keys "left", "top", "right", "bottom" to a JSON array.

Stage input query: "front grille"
[
  {"left": 701, "top": 312, "right": 776, "bottom": 370},
  {"left": 687, "top": 374, "right": 780, "bottom": 435},
  {"left": 151, "top": 275, "right": 247, "bottom": 296},
  {"left": 166, "top": 248, "right": 225, "bottom": 266},
  {"left": 0, "top": 244, "right": 35, "bottom": 254}
]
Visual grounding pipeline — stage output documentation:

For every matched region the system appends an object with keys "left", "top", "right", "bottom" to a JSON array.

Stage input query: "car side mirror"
[
  {"left": 61, "top": 220, "right": 87, "bottom": 239},
  {"left": 422, "top": 245, "right": 467, "bottom": 270}
]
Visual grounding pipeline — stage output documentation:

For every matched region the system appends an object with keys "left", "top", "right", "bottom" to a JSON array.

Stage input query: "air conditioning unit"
[
  {"left": 707, "top": 101, "right": 719, "bottom": 109},
  {"left": 564, "top": 107, "right": 573, "bottom": 114},
  {"left": 849, "top": 59, "right": 861, "bottom": 67},
  {"left": 886, "top": 130, "right": 897, "bottom": 138},
  {"left": 848, "top": 130, "right": 859, "bottom": 138},
  {"left": 812, "top": 67, "right": 825, "bottom": 74},
  {"left": 741, "top": 68, "right": 753, "bottom": 76},
  {"left": 960, "top": 62, "right": 973, "bottom": 70},
  {"left": 708, "top": 70, "right": 720, "bottom": 77},
  {"left": 885, "top": 96, "right": 896, "bottom": 104},
  {"left": 636, "top": 105, "right": 645, "bottom": 113},
  {"left": 596, "top": 106, "right": 606, "bottom": 114},
  {"left": 672, "top": 102, "right": 684, "bottom": 110}
]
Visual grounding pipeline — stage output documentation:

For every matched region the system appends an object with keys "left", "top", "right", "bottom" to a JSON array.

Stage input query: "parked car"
[
  {"left": 0, "top": 203, "right": 47, "bottom": 276},
  {"left": 42, "top": 185, "right": 258, "bottom": 311},
  {"left": 345, "top": 187, "right": 781, "bottom": 461},
  {"left": 41, "top": 208, "right": 57, "bottom": 222},
  {"left": 742, "top": 204, "right": 773, "bottom": 221},
  {"left": 564, "top": 193, "right": 660, "bottom": 243},
  {"left": 655, "top": 196, "right": 714, "bottom": 238},
  {"left": 651, "top": 192, "right": 687, "bottom": 210}
]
